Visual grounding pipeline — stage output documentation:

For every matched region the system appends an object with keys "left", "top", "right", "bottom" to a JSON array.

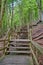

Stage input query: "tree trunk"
[{"left": 0, "top": 0, "right": 6, "bottom": 27}]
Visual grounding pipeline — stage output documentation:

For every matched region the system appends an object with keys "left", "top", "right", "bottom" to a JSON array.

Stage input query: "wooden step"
[
  {"left": 8, "top": 47, "right": 30, "bottom": 51},
  {"left": 8, "top": 47, "right": 30, "bottom": 50},
  {"left": 9, "top": 41, "right": 30, "bottom": 43},
  {"left": 9, "top": 43, "right": 30, "bottom": 46},
  {"left": 16, "top": 43, "right": 29, "bottom": 46},
  {"left": 9, "top": 44, "right": 30, "bottom": 47},
  {"left": 7, "top": 50, "right": 31, "bottom": 54},
  {"left": 10, "top": 39, "right": 30, "bottom": 42}
]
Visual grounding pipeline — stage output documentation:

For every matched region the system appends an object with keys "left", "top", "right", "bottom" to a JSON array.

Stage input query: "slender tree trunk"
[
  {"left": 0, "top": 0, "right": 6, "bottom": 27},
  {"left": 40, "top": 0, "right": 42, "bottom": 21},
  {"left": 11, "top": 0, "right": 14, "bottom": 30}
]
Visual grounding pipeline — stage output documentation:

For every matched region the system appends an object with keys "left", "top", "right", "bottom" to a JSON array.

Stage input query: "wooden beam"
[
  {"left": 10, "top": 39, "right": 30, "bottom": 42},
  {"left": 31, "top": 40, "right": 43, "bottom": 54},
  {"left": 30, "top": 47, "right": 39, "bottom": 65}
]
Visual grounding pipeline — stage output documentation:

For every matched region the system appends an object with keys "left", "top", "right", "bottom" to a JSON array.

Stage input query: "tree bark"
[{"left": 0, "top": 0, "right": 6, "bottom": 27}]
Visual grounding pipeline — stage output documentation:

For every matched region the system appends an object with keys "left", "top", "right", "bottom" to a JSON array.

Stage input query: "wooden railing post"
[
  {"left": 29, "top": 26, "right": 40, "bottom": 65},
  {"left": 3, "top": 40, "right": 6, "bottom": 55},
  {"left": 0, "top": 29, "right": 10, "bottom": 59}
]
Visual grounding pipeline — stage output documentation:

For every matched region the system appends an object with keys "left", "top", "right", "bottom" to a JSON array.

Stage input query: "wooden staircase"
[
  {"left": 0, "top": 25, "right": 43, "bottom": 65},
  {"left": 6, "top": 26, "right": 30, "bottom": 55},
  {"left": 6, "top": 39, "right": 31, "bottom": 55},
  {"left": 1, "top": 26, "right": 33, "bottom": 65},
  {"left": 0, "top": 39, "right": 34, "bottom": 65}
]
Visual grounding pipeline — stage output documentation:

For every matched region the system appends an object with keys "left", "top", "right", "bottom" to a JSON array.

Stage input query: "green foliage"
[
  {"left": 0, "top": 0, "right": 43, "bottom": 35},
  {"left": 42, "top": 0, "right": 43, "bottom": 11},
  {"left": 14, "top": 0, "right": 39, "bottom": 25}
]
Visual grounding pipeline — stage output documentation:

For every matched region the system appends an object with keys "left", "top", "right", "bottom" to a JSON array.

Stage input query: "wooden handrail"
[
  {"left": 0, "top": 27, "right": 43, "bottom": 65},
  {"left": 0, "top": 28, "right": 10, "bottom": 59},
  {"left": 29, "top": 28, "right": 43, "bottom": 54},
  {"left": 29, "top": 28, "right": 43, "bottom": 65},
  {"left": 30, "top": 40, "right": 43, "bottom": 65},
  {"left": 31, "top": 40, "right": 43, "bottom": 54},
  {"left": 30, "top": 46, "right": 39, "bottom": 65},
  {"left": 0, "top": 39, "right": 43, "bottom": 53},
  {"left": 0, "top": 41, "right": 8, "bottom": 51}
]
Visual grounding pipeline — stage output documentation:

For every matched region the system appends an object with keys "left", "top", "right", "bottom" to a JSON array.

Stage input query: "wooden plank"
[
  {"left": 8, "top": 47, "right": 30, "bottom": 49},
  {"left": 30, "top": 47, "right": 39, "bottom": 65},
  {"left": 10, "top": 39, "right": 30, "bottom": 42},
  {"left": 10, "top": 43, "right": 29, "bottom": 45},
  {"left": 7, "top": 50, "right": 31, "bottom": 54}
]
